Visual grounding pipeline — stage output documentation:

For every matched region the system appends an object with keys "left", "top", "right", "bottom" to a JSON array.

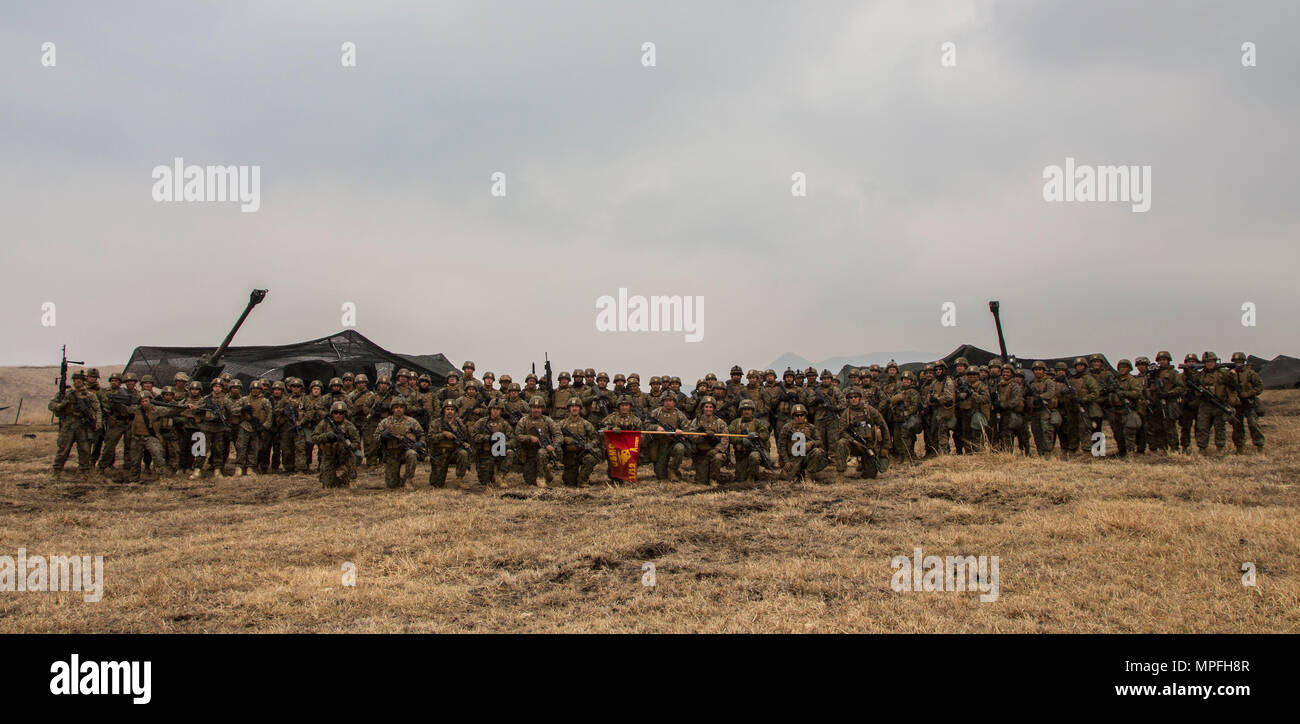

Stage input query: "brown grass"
[{"left": 1, "top": 391, "right": 1297, "bottom": 633}]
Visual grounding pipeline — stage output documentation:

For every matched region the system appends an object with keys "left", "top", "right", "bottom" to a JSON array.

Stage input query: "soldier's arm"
[{"left": 310, "top": 421, "right": 333, "bottom": 444}]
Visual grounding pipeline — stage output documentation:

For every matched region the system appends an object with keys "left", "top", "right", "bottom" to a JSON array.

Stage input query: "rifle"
[
  {"left": 1184, "top": 378, "right": 1240, "bottom": 424},
  {"left": 562, "top": 427, "right": 601, "bottom": 462},
  {"left": 150, "top": 399, "right": 189, "bottom": 410},
  {"left": 1099, "top": 377, "right": 1133, "bottom": 412},
  {"left": 330, "top": 416, "right": 363, "bottom": 462},
  {"left": 742, "top": 431, "right": 775, "bottom": 469},
  {"left": 533, "top": 426, "right": 559, "bottom": 464},
  {"left": 56, "top": 345, "right": 83, "bottom": 400},
  {"left": 956, "top": 378, "right": 973, "bottom": 402},
  {"left": 541, "top": 353, "right": 554, "bottom": 395},
  {"left": 196, "top": 399, "right": 227, "bottom": 426},
  {"left": 1143, "top": 367, "right": 1171, "bottom": 432},
  {"left": 381, "top": 428, "right": 426, "bottom": 456},
  {"left": 506, "top": 406, "right": 523, "bottom": 426},
  {"left": 845, "top": 420, "right": 880, "bottom": 475},
  {"left": 445, "top": 420, "right": 473, "bottom": 453}
]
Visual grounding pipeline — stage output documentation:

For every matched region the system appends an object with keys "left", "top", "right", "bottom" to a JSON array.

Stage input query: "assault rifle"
[
  {"left": 330, "top": 416, "right": 363, "bottom": 462},
  {"left": 1143, "top": 367, "right": 1171, "bottom": 432},
  {"left": 150, "top": 399, "right": 189, "bottom": 410},
  {"left": 381, "top": 428, "right": 427, "bottom": 456},
  {"left": 956, "top": 377, "right": 973, "bottom": 402},
  {"left": 1183, "top": 378, "right": 1240, "bottom": 424},
  {"left": 742, "top": 431, "right": 775, "bottom": 469},
  {"left": 56, "top": 345, "right": 83, "bottom": 400},
  {"left": 196, "top": 399, "right": 227, "bottom": 426},
  {"left": 562, "top": 427, "right": 601, "bottom": 462},
  {"left": 533, "top": 425, "right": 560, "bottom": 465},
  {"left": 1099, "top": 378, "right": 1133, "bottom": 413},
  {"left": 845, "top": 420, "right": 880, "bottom": 475}
]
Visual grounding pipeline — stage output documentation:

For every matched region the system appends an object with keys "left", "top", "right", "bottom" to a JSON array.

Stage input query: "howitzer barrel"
[{"left": 191, "top": 289, "right": 267, "bottom": 383}]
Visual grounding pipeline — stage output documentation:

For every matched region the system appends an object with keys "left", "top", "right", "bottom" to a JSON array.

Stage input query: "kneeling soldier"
[
  {"left": 312, "top": 401, "right": 361, "bottom": 488},
  {"left": 426, "top": 399, "right": 472, "bottom": 488},
  {"left": 778, "top": 404, "right": 827, "bottom": 481},
  {"left": 558, "top": 399, "right": 600, "bottom": 486}
]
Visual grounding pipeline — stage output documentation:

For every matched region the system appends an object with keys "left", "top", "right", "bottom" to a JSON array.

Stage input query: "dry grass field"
[
  {"left": 1, "top": 389, "right": 1297, "bottom": 633},
  {"left": 0, "top": 365, "right": 125, "bottom": 425}
]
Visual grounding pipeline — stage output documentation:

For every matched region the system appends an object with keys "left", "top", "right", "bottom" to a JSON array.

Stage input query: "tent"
[
  {"left": 124, "top": 330, "right": 457, "bottom": 388},
  {"left": 837, "top": 344, "right": 1116, "bottom": 385}
]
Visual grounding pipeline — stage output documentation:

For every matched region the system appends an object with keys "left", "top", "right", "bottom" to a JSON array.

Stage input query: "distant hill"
[
  {"left": 0, "top": 365, "right": 126, "bottom": 424},
  {"left": 766, "top": 351, "right": 945, "bottom": 373}
]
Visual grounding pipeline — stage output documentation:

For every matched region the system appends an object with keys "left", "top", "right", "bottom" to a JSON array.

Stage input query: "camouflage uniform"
[
  {"left": 807, "top": 373, "right": 843, "bottom": 453},
  {"left": 1195, "top": 353, "right": 1237, "bottom": 453},
  {"left": 777, "top": 404, "right": 827, "bottom": 481},
  {"left": 923, "top": 361, "right": 957, "bottom": 456},
  {"left": 644, "top": 398, "right": 691, "bottom": 481},
  {"left": 996, "top": 370, "right": 1028, "bottom": 454},
  {"left": 373, "top": 406, "right": 424, "bottom": 488},
  {"left": 1054, "top": 363, "right": 1083, "bottom": 456},
  {"left": 835, "top": 391, "right": 891, "bottom": 478},
  {"left": 124, "top": 399, "right": 180, "bottom": 482},
  {"left": 1177, "top": 354, "right": 1201, "bottom": 452},
  {"left": 954, "top": 363, "right": 990, "bottom": 453},
  {"left": 97, "top": 375, "right": 139, "bottom": 471},
  {"left": 888, "top": 373, "right": 922, "bottom": 461},
  {"left": 727, "top": 401, "right": 771, "bottom": 483},
  {"left": 234, "top": 384, "right": 272, "bottom": 475},
  {"left": 549, "top": 372, "right": 581, "bottom": 421},
  {"left": 311, "top": 402, "right": 361, "bottom": 488},
  {"left": 515, "top": 403, "right": 562, "bottom": 487},
  {"left": 686, "top": 399, "right": 729, "bottom": 486},
  {"left": 1069, "top": 359, "right": 1101, "bottom": 454},
  {"left": 557, "top": 402, "right": 600, "bottom": 487},
  {"left": 1141, "top": 353, "right": 1184, "bottom": 453},
  {"left": 1026, "top": 362, "right": 1059, "bottom": 455},
  {"left": 471, "top": 406, "right": 514, "bottom": 487},
  {"left": 48, "top": 375, "right": 102, "bottom": 476},
  {"left": 1230, "top": 352, "right": 1265, "bottom": 451},
  {"left": 1111, "top": 360, "right": 1144, "bottom": 456},
  {"left": 426, "top": 401, "right": 472, "bottom": 487},
  {"left": 297, "top": 382, "right": 329, "bottom": 472},
  {"left": 184, "top": 384, "right": 229, "bottom": 477}
]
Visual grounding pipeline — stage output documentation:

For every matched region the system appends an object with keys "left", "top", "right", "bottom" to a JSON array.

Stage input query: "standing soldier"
[
  {"left": 124, "top": 395, "right": 181, "bottom": 483},
  {"left": 480, "top": 371, "right": 497, "bottom": 401},
  {"left": 232, "top": 381, "right": 271, "bottom": 477},
  {"left": 457, "top": 380, "right": 488, "bottom": 428},
  {"left": 996, "top": 365, "right": 1028, "bottom": 454},
  {"left": 1026, "top": 361, "right": 1059, "bottom": 456},
  {"left": 835, "top": 388, "right": 891, "bottom": 479},
  {"left": 340, "top": 372, "right": 355, "bottom": 397},
  {"left": 350, "top": 374, "right": 378, "bottom": 463},
  {"left": 156, "top": 386, "right": 183, "bottom": 473},
  {"left": 48, "top": 371, "right": 102, "bottom": 479},
  {"left": 311, "top": 401, "right": 361, "bottom": 488},
  {"left": 373, "top": 399, "right": 423, "bottom": 488},
  {"left": 1230, "top": 352, "right": 1265, "bottom": 453},
  {"left": 645, "top": 393, "right": 690, "bottom": 481},
  {"left": 427, "top": 399, "right": 473, "bottom": 488},
  {"left": 97, "top": 372, "right": 138, "bottom": 473},
  {"left": 516, "top": 397, "right": 561, "bottom": 487},
  {"left": 956, "top": 365, "right": 990, "bottom": 453},
  {"left": 1194, "top": 352, "right": 1237, "bottom": 455},
  {"left": 558, "top": 399, "right": 600, "bottom": 487},
  {"left": 1053, "top": 362, "right": 1082, "bottom": 457},
  {"left": 728, "top": 399, "right": 771, "bottom": 483},
  {"left": 771, "top": 369, "right": 802, "bottom": 466},
  {"left": 924, "top": 360, "right": 957, "bottom": 456},
  {"left": 184, "top": 381, "right": 228, "bottom": 479},
  {"left": 1070, "top": 357, "right": 1103, "bottom": 447},
  {"left": 1177, "top": 354, "right": 1201, "bottom": 453},
  {"left": 584, "top": 372, "right": 616, "bottom": 427},
  {"left": 808, "top": 370, "right": 843, "bottom": 452},
  {"left": 471, "top": 399, "right": 513, "bottom": 488},
  {"left": 686, "top": 397, "right": 729, "bottom": 486},
  {"left": 1112, "top": 359, "right": 1145, "bottom": 457},
  {"left": 889, "top": 371, "right": 922, "bottom": 462},
  {"left": 437, "top": 371, "right": 462, "bottom": 404},
  {"left": 170, "top": 372, "right": 193, "bottom": 470},
  {"left": 521, "top": 373, "right": 547, "bottom": 411},
  {"left": 1144, "top": 352, "right": 1184, "bottom": 454},
  {"left": 549, "top": 371, "right": 579, "bottom": 420},
  {"left": 85, "top": 369, "right": 108, "bottom": 466},
  {"left": 778, "top": 404, "right": 827, "bottom": 482},
  {"left": 266, "top": 381, "right": 296, "bottom": 473},
  {"left": 298, "top": 380, "right": 328, "bottom": 473}
]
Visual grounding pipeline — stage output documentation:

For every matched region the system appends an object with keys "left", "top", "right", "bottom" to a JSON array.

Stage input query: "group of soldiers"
[{"left": 47, "top": 351, "right": 1267, "bottom": 489}]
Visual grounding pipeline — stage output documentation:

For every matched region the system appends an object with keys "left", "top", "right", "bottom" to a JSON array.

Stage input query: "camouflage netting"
[
  {"left": 836, "top": 344, "right": 1119, "bottom": 384},
  {"left": 124, "top": 330, "right": 457, "bottom": 389}
]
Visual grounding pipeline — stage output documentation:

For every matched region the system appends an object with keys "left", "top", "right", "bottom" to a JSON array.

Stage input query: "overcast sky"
[{"left": 4, "top": 1, "right": 1297, "bottom": 380}]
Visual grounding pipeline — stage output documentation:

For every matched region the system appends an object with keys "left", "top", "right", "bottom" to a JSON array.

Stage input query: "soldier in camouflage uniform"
[
  {"left": 835, "top": 388, "right": 891, "bottom": 479},
  {"left": 1194, "top": 352, "right": 1237, "bottom": 455},
  {"left": 124, "top": 395, "right": 182, "bottom": 483},
  {"left": 266, "top": 380, "right": 296, "bottom": 473},
  {"left": 97, "top": 372, "right": 138, "bottom": 472},
  {"left": 156, "top": 386, "right": 183, "bottom": 473},
  {"left": 84, "top": 369, "right": 108, "bottom": 466},
  {"left": 549, "top": 371, "right": 580, "bottom": 421},
  {"left": 297, "top": 380, "right": 328, "bottom": 472},
  {"left": 958, "top": 366, "right": 991, "bottom": 452},
  {"left": 1026, "top": 361, "right": 1059, "bottom": 456},
  {"left": 584, "top": 372, "right": 616, "bottom": 427},
  {"left": 426, "top": 399, "right": 472, "bottom": 488},
  {"left": 1230, "top": 352, "right": 1265, "bottom": 453},
  {"left": 48, "top": 371, "right": 102, "bottom": 478},
  {"left": 889, "top": 371, "right": 922, "bottom": 462},
  {"left": 349, "top": 375, "right": 379, "bottom": 464},
  {"left": 778, "top": 404, "right": 827, "bottom": 481},
  {"left": 341, "top": 372, "right": 355, "bottom": 396},
  {"left": 644, "top": 393, "right": 690, "bottom": 481},
  {"left": 184, "top": 381, "right": 229, "bottom": 478},
  {"left": 1070, "top": 357, "right": 1103, "bottom": 452},
  {"left": 558, "top": 399, "right": 600, "bottom": 487},
  {"left": 1177, "top": 353, "right": 1201, "bottom": 453},
  {"left": 808, "top": 370, "right": 843, "bottom": 453},
  {"left": 996, "top": 365, "right": 1028, "bottom": 454},
  {"left": 686, "top": 397, "right": 729, "bottom": 486},
  {"left": 770, "top": 370, "right": 802, "bottom": 466},
  {"left": 437, "top": 371, "right": 462, "bottom": 404},
  {"left": 233, "top": 380, "right": 272, "bottom": 476},
  {"left": 728, "top": 399, "right": 771, "bottom": 483},
  {"left": 373, "top": 399, "right": 424, "bottom": 488},
  {"left": 1053, "top": 362, "right": 1082, "bottom": 457},
  {"left": 515, "top": 397, "right": 561, "bottom": 487},
  {"left": 923, "top": 360, "right": 957, "bottom": 456},
  {"left": 1111, "top": 359, "right": 1145, "bottom": 456},
  {"left": 471, "top": 399, "right": 513, "bottom": 487},
  {"left": 1140, "top": 352, "right": 1183, "bottom": 454},
  {"left": 457, "top": 380, "right": 488, "bottom": 429},
  {"left": 311, "top": 401, "right": 361, "bottom": 488}
]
